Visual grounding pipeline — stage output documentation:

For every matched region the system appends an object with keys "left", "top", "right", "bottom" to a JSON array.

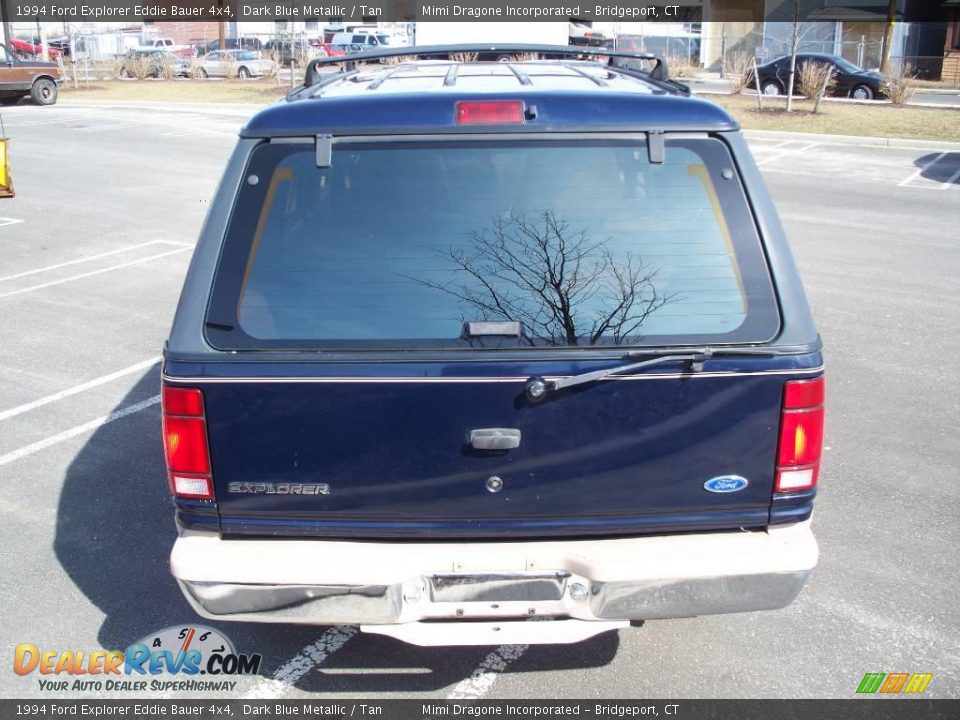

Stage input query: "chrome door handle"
[{"left": 469, "top": 428, "right": 521, "bottom": 450}]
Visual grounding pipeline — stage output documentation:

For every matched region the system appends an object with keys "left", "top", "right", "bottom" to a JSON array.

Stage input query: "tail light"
[
  {"left": 162, "top": 385, "right": 213, "bottom": 501},
  {"left": 775, "top": 376, "right": 825, "bottom": 492},
  {"left": 456, "top": 100, "right": 525, "bottom": 125}
]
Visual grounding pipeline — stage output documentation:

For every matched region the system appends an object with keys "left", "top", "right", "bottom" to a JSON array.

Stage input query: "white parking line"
[
  {"left": 751, "top": 140, "right": 794, "bottom": 153},
  {"left": 756, "top": 142, "right": 820, "bottom": 167},
  {"left": 0, "top": 357, "right": 161, "bottom": 422},
  {"left": 0, "top": 395, "right": 159, "bottom": 468},
  {"left": 897, "top": 152, "right": 947, "bottom": 187},
  {"left": 0, "top": 247, "right": 191, "bottom": 299},
  {"left": 242, "top": 627, "right": 358, "bottom": 699},
  {"left": 75, "top": 123, "right": 136, "bottom": 133},
  {"left": 446, "top": 643, "right": 529, "bottom": 700},
  {"left": 939, "top": 166, "right": 960, "bottom": 189},
  {"left": 0, "top": 217, "right": 24, "bottom": 228},
  {"left": 0, "top": 240, "right": 188, "bottom": 283}
]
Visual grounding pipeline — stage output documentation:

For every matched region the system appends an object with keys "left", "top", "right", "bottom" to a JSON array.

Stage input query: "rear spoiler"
[{"left": 303, "top": 43, "right": 669, "bottom": 86}]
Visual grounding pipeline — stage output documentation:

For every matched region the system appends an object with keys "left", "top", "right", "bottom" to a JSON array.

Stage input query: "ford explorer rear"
[{"left": 162, "top": 45, "right": 824, "bottom": 647}]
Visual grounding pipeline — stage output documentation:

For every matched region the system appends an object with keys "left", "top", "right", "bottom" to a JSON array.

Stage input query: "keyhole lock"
[{"left": 486, "top": 476, "right": 504, "bottom": 493}]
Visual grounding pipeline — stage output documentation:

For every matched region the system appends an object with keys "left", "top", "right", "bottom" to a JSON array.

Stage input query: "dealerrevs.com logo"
[{"left": 14, "top": 625, "right": 262, "bottom": 693}]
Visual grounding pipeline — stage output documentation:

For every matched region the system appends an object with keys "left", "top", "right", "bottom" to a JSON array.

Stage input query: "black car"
[{"left": 751, "top": 53, "right": 885, "bottom": 100}]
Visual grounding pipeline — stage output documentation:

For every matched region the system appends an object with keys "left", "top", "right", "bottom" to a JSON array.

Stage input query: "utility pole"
[
  {"left": 218, "top": 0, "right": 226, "bottom": 51},
  {"left": 0, "top": 0, "right": 10, "bottom": 46},
  {"left": 880, "top": 0, "right": 896, "bottom": 75}
]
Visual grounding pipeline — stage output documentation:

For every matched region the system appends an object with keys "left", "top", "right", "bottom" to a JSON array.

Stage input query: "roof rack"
[{"left": 303, "top": 44, "right": 669, "bottom": 87}]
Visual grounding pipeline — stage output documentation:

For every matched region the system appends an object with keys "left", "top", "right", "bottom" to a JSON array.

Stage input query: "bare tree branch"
[{"left": 404, "top": 209, "right": 674, "bottom": 346}]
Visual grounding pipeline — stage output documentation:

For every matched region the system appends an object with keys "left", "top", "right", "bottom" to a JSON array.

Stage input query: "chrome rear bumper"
[{"left": 172, "top": 521, "right": 817, "bottom": 646}]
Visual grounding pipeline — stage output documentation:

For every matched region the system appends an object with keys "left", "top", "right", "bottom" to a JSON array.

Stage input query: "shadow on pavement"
[
  {"left": 55, "top": 370, "right": 618, "bottom": 695},
  {"left": 916, "top": 152, "right": 960, "bottom": 184}
]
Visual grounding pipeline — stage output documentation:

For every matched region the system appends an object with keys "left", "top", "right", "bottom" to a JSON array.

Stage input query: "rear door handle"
[{"left": 469, "top": 428, "right": 521, "bottom": 450}]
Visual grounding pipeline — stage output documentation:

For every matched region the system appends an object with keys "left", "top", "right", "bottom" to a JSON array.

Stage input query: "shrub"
[
  {"left": 155, "top": 55, "right": 176, "bottom": 80},
  {"left": 221, "top": 52, "right": 238, "bottom": 79},
  {"left": 884, "top": 63, "right": 918, "bottom": 106},
  {"left": 665, "top": 54, "right": 697, "bottom": 80},
  {"left": 725, "top": 51, "right": 752, "bottom": 94},
  {"left": 798, "top": 60, "right": 837, "bottom": 113}
]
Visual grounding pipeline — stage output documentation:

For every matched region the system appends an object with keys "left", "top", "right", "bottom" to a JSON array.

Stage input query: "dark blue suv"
[{"left": 162, "top": 46, "right": 824, "bottom": 647}]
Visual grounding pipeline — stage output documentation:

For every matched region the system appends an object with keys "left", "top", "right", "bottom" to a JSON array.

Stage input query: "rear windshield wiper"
[{"left": 525, "top": 347, "right": 777, "bottom": 402}]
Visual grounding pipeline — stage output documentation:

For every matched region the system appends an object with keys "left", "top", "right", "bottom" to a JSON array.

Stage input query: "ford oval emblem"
[{"left": 704, "top": 475, "right": 749, "bottom": 493}]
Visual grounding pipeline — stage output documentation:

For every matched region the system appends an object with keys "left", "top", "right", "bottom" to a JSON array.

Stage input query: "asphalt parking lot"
[{"left": 0, "top": 102, "right": 957, "bottom": 700}]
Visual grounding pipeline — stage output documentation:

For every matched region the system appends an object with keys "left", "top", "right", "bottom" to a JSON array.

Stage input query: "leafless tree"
[
  {"left": 409, "top": 210, "right": 672, "bottom": 346},
  {"left": 785, "top": 1, "right": 803, "bottom": 112}
]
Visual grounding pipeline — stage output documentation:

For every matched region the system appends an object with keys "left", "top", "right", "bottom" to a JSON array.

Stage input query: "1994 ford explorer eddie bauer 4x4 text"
[{"left": 161, "top": 45, "right": 825, "bottom": 647}]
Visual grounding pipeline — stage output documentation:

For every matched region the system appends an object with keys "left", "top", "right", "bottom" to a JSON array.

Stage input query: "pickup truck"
[
  {"left": 163, "top": 44, "right": 824, "bottom": 647},
  {"left": 0, "top": 42, "right": 62, "bottom": 105}
]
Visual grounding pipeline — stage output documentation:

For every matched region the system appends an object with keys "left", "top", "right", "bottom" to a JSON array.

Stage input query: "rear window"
[{"left": 207, "top": 137, "right": 779, "bottom": 351}]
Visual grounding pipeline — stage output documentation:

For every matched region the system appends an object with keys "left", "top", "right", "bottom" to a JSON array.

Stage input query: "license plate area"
[{"left": 429, "top": 572, "right": 571, "bottom": 603}]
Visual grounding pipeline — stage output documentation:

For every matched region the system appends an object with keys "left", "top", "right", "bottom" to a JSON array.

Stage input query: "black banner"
[
  {"left": 0, "top": 0, "right": 953, "bottom": 23},
  {"left": 2, "top": 700, "right": 959, "bottom": 719}
]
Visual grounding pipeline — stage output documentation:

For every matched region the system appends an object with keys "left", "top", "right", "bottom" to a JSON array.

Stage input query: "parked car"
[
  {"left": 331, "top": 43, "right": 366, "bottom": 56},
  {"left": 119, "top": 50, "right": 191, "bottom": 79},
  {"left": 138, "top": 38, "right": 195, "bottom": 58},
  {"left": 569, "top": 21, "right": 606, "bottom": 47},
  {"left": 750, "top": 53, "right": 886, "bottom": 100},
  {"left": 9, "top": 38, "right": 63, "bottom": 59},
  {"left": 264, "top": 39, "right": 315, "bottom": 66},
  {"left": 0, "top": 42, "right": 62, "bottom": 105},
  {"left": 330, "top": 32, "right": 391, "bottom": 49},
  {"left": 198, "top": 37, "right": 263, "bottom": 55},
  {"left": 164, "top": 45, "right": 824, "bottom": 647},
  {"left": 315, "top": 43, "right": 346, "bottom": 58},
  {"left": 195, "top": 50, "right": 275, "bottom": 79},
  {"left": 140, "top": 37, "right": 175, "bottom": 49}
]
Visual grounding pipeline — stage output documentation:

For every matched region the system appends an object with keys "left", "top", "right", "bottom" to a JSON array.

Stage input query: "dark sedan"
[{"left": 750, "top": 53, "right": 886, "bottom": 100}]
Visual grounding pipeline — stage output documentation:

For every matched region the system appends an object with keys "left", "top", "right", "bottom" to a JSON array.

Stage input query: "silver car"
[{"left": 196, "top": 50, "right": 275, "bottom": 79}]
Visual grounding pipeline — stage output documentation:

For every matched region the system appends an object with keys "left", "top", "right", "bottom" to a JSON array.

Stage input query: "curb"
[
  {"left": 743, "top": 129, "right": 960, "bottom": 151},
  {"left": 58, "top": 99, "right": 265, "bottom": 116}
]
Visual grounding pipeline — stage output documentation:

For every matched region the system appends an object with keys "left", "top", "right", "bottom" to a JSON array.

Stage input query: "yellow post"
[{"left": 0, "top": 137, "right": 14, "bottom": 198}]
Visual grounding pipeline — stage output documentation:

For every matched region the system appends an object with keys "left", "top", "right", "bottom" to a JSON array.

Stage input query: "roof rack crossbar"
[
  {"left": 560, "top": 62, "right": 608, "bottom": 87},
  {"left": 366, "top": 63, "right": 408, "bottom": 91},
  {"left": 443, "top": 64, "right": 459, "bottom": 87},
  {"left": 505, "top": 63, "right": 532, "bottom": 86},
  {"left": 303, "top": 44, "right": 667, "bottom": 88}
]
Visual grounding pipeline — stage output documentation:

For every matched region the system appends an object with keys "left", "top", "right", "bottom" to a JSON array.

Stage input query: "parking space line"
[
  {"left": 0, "top": 357, "right": 161, "bottom": 422},
  {"left": 75, "top": 123, "right": 135, "bottom": 133},
  {"left": 751, "top": 140, "right": 794, "bottom": 153},
  {"left": 939, "top": 167, "right": 960, "bottom": 189},
  {"left": 0, "top": 240, "right": 185, "bottom": 283},
  {"left": 898, "top": 152, "right": 946, "bottom": 187},
  {"left": 446, "top": 643, "right": 529, "bottom": 699},
  {"left": 0, "top": 247, "right": 191, "bottom": 299},
  {"left": 242, "top": 627, "right": 358, "bottom": 699},
  {"left": 0, "top": 395, "right": 159, "bottom": 468},
  {"left": 756, "top": 142, "right": 820, "bottom": 167},
  {"left": 0, "top": 217, "right": 24, "bottom": 228}
]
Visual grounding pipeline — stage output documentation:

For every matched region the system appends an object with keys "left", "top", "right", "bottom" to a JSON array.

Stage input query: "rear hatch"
[{"left": 180, "top": 132, "right": 818, "bottom": 538}]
